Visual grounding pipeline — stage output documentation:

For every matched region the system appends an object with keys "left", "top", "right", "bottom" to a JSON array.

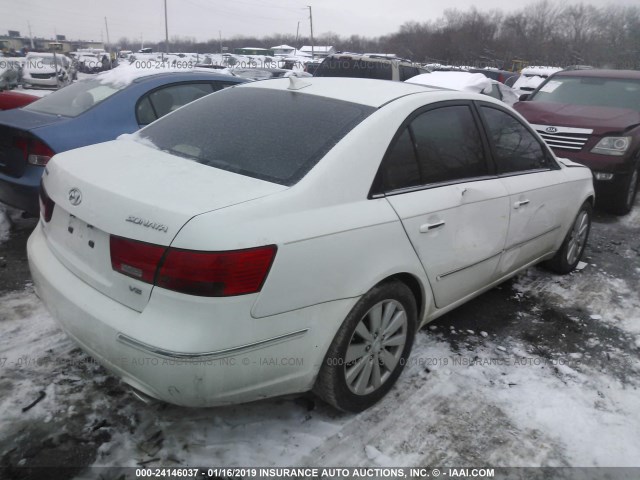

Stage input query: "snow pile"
[
  {"left": 0, "top": 204, "right": 10, "bottom": 243},
  {"left": 513, "top": 66, "right": 563, "bottom": 92},
  {"left": 97, "top": 61, "right": 231, "bottom": 88},
  {"left": 97, "top": 63, "right": 188, "bottom": 88},
  {"left": 520, "top": 66, "right": 563, "bottom": 77},
  {"left": 407, "top": 71, "right": 493, "bottom": 94},
  {"left": 513, "top": 75, "right": 546, "bottom": 92}
]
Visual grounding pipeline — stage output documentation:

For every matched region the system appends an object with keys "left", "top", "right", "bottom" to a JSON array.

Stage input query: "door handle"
[
  {"left": 514, "top": 200, "right": 530, "bottom": 209},
  {"left": 419, "top": 221, "right": 445, "bottom": 233}
]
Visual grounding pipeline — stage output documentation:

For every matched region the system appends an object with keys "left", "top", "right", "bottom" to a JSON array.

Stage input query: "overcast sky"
[{"left": 1, "top": 0, "right": 638, "bottom": 45}]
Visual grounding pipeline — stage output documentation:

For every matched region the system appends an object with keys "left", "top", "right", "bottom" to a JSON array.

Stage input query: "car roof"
[
  {"left": 326, "top": 53, "right": 414, "bottom": 64},
  {"left": 554, "top": 69, "right": 640, "bottom": 80},
  {"left": 130, "top": 70, "right": 238, "bottom": 83},
  {"left": 89, "top": 68, "right": 242, "bottom": 89},
  {"left": 239, "top": 77, "right": 443, "bottom": 108}
]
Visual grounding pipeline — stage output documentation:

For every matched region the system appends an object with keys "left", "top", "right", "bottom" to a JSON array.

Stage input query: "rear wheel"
[
  {"left": 314, "top": 280, "right": 417, "bottom": 412},
  {"left": 544, "top": 201, "right": 592, "bottom": 274}
]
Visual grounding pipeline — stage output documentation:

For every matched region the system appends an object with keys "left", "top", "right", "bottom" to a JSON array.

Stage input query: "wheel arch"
[{"left": 373, "top": 272, "right": 428, "bottom": 325}]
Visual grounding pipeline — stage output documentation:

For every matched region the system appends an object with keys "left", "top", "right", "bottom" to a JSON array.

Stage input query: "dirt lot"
[{"left": 0, "top": 202, "right": 639, "bottom": 479}]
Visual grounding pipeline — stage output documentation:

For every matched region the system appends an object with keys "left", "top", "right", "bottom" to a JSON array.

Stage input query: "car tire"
[
  {"left": 544, "top": 201, "right": 592, "bottom": 274},
  {"left": 608, "top": 166, "right": 639, "bottom": 215},
  {"left": 313, "top": 280, "right": 417, "bottom": 412}
]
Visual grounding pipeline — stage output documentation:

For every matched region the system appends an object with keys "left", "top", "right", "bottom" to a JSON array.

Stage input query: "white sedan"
[{"left": 28, "top": 77, "right": 594, "bottom": 412}]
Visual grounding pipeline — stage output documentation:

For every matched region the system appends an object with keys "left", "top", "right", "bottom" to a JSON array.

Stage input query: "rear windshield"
[
  {"left": 314, "top": 58, "right": 393, "bottom": 80},
  {"left": 137, "top": 87, "right": 374, "bottom": 186},
  {"left": 530, "top": 76, "right": 640, "bottom": 110},
  {"left": 23, "top": 77, "right": 123, "bottom": 117}
]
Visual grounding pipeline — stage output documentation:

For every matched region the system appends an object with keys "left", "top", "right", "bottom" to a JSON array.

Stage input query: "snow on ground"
[
  {"left": 0, "top": 205, "right": 10, "bottom": 244},
  {"left": 0, "top": 204, "right": 25, "bottom": 244},
  {"left": 0, "top": 198, "right": 638, "bottom": 473},
  {"left": 1, "top": 264, "right": 638, "bottom": 470}
]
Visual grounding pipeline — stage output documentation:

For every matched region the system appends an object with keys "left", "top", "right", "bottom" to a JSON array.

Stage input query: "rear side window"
[
  {"left": 382, "top": 128, "right": 421, "bottom": 191},
  {"left": 481, "top": 106, "right": 552, "bottom": 173},
  {"left": 138, "top": 88, "right": 374, "bottom": 185},
  {"left": 136, "top": 82, "right": 223, "bottom": 126},
  {"left": 379, "top": 105, "right": 488, "bottom": 192}
]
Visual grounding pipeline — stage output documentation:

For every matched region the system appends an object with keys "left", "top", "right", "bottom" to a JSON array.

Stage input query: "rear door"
[
  {"left": 380, "top": 102, "right": 510, "bottom": 308},
  {"left": 478, "top": 103, "right": 572, "bottom": 274}
]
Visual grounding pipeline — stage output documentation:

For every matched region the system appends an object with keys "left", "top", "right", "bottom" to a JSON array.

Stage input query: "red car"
[
  {"left": 0, "top": 91, "right": 39, "bottom": 110},
  {"left": 514, "top": 69, "right": 640, "bottom": 214}
]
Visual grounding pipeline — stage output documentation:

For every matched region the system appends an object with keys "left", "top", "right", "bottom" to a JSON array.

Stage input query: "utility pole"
[
  {"left": 307, "top": 6, "right": 314, "bottom": 59},
  {"left": 27, "top": 21, "right": 34, "bottom": 49},
  {"left": 219, "top": 30, "right": 222, "bottom": 54},
  {"left": 295, "top": 21, "right": 300, "bottom": 49},
  {"left": 52, "top": 28, "right": 59, "bottom": 89},
  {"left": 164, "top": 0, "right": 169, "bottom": 54},
  {"left": 104, "top": 17, "right": 112, "bottom": 68}
]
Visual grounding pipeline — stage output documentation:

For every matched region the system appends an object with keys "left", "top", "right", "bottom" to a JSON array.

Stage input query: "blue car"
[{"left": 0, "top": 70, "right": 247, "bottom": 214}]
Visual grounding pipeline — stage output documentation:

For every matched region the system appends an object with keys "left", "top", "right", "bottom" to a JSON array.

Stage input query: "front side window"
[
  {"left": 481, "top": 106, "right": 552, "bottom": 174},
  {"left": 379, "top": 105, "right": 488, "bottom": 192}
]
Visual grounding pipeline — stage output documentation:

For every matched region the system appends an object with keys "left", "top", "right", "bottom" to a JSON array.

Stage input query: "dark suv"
[
  {"left": 313, "top": 53, "right": 427, "bottom": 82},
  {"left": 514, "top": 69, "right": 640, "bottom": 214}
]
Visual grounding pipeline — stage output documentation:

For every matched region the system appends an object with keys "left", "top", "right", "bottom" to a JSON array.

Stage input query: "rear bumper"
[
  {"left": 22, "top": 76, "right": 58, "bottom": 87},
  {"left": 28, "top": 223, "right": 355, "bottom": 406},
  {"left": 0, "top": 166, "right": 41, "bottom": 214}
]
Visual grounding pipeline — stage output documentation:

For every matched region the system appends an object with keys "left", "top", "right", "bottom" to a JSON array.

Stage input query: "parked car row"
[{"left": 0, "top": 67, "right": 246, "bottom": 214}]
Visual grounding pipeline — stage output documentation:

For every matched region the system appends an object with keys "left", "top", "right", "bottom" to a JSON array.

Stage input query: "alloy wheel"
[
  {"left": 344, "top": 299, "right": 408, "bottom": 395},
  {"left": 566, "top": 210, "right": 589, "bottom": 265}
]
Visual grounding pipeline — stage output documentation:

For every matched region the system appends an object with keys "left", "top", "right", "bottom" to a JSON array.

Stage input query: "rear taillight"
[
  {"left": 28, "top": 138, "right": 55, "bottom": 166},
  {"left": 13, "top": 136, "right": 55, "bottom": 166},
  {"left": 109, "top": 236, "right": 277, "bottom": 297},
  {"left": 110, "top": 236, "right": 167, "bottom": 284},
  {"left": 39, "top": 180, "right": 55, "bottom": 222},
  {"left": 157, "top": 246, "right": 277, "bottom": 296}
]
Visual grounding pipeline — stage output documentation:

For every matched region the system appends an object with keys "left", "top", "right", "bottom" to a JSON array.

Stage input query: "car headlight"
[{"left": 591, "top": 136, "right": 632, "bottom": 156}]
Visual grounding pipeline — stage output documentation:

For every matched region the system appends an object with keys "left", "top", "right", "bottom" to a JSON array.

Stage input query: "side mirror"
[{"left": 519, "top": 93, "right": 530, "bottom": 101}]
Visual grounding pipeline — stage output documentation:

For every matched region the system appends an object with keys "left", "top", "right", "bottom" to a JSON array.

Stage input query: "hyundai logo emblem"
[
  {"left": 68, "top": 188, "right": 82, "bottom": 206},
  {"left": 545, "top": 126, "right": 558, "bottom": 133}
]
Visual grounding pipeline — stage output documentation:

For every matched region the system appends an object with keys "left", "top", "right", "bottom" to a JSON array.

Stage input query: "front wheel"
[
  {"left": 544, "top": 201, "right": 592, "bottom": 274},
  {"left": 608, "top": 167, "right": 639, "bottom": 215},
  {"left": 313, "top": 280, "right": 417, "bottom": 412}
]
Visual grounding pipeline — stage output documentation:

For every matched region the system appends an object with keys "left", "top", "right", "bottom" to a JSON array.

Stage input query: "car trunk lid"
[{"left": 40, "top": 139, "right": 287, "bottom": 312}]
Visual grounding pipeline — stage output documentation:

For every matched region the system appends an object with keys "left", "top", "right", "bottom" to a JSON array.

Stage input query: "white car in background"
[
  {"left": 22, "top": 52, "right": 73, "bottom": 88},
  {"left": 407, "top": 71, "right": 521, "bottom": 105},
  {"left": 512, "top": 66, "right": 563, "bottom": 93},
  {"left": 28, "top": 77, "right": 594, "bottom": 412}
]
